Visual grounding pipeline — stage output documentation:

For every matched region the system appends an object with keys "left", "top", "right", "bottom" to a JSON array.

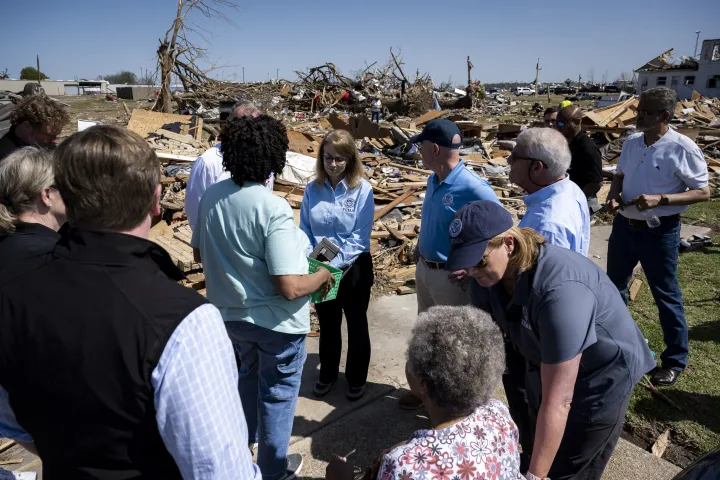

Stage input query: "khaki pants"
[{"left": 415, "top": 259, "right": 470, "bottom": 314}]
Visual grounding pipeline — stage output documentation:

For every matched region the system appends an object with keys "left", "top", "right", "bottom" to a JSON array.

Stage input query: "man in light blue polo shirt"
[
  {"left": 411, "top": 119, "right": 501, "bottom": 313},
  {"left": 399, "top": 119, "right": 499, "bottom": 410},
  {"left": 510, "top": 127, "right": 590, "bottom": 256}
]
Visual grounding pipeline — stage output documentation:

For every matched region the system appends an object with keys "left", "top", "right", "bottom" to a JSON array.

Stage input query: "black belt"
[
  {"left": 624, "top": 214, "right": 679, "bottom": 228},
  {"left": 420, "top": 255, "right": 446, "bottom": 270}
]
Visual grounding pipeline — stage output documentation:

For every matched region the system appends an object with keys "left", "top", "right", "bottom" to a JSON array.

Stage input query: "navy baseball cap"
[
  {"left": 445, "top": 200, "right": 514, "bottom": 271},
  {"left": 409, "top": 119, "right": 463, "bottom": 149}
]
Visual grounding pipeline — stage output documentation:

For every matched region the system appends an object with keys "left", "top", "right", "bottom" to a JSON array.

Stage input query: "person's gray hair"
[
  {"left": 407, "top": 305, "right": 505, "bottom": 415},
  {"left": 640, "top": 87, "right": 677, "bottom": 120},
  {"left": 229, "top": 100, "right": 260, "bottom": 120},
  {"left": 0, "top": 147, "right": 54, "bottom": 234},
  {"left": 515, "top": 127, "right": 571, "bottom": 177}
]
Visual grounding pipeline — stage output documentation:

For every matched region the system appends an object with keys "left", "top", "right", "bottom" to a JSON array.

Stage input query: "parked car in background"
[
  {"left": 486, "top": 87, "right": 500, "bottom": 94},
  {"left": 604, "top": 85, "right": 620, "bottom": 93},
  {"left": 581, "top": 84, "right": 602, "bottom": 92},
  {"left": 565, "top": 92, "right": 594, "bottom": 101},
  {"left": 515, "top": 87, "right": 535, "bottom": 96},
  {"left": 554, "top": 86, "right": 576, "bottom": 94}
]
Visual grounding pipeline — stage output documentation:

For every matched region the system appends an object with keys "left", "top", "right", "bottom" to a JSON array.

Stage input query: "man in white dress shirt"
[
  {"left": 605, "top": 87, "right": 710, "bottom": 387},
  {"left": 185, "top": 101, "right": 264, "bottom": 231}
]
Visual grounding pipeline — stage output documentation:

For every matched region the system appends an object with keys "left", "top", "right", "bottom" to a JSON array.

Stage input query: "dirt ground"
[{"left": 56, "top": 95, "right": 149, "bottom": 140}]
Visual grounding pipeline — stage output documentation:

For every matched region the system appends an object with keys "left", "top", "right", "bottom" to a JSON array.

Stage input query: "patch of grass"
[{"left": 625, "top": 201, "right": 720, "bottom": 466}]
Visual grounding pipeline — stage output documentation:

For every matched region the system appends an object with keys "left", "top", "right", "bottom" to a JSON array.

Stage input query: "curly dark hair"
[
  {"left": 10, "top": 94, "right": 69, "bottom": 130},
  {"left": 219, "top": 115, "right": 289, "bottom": 187}
]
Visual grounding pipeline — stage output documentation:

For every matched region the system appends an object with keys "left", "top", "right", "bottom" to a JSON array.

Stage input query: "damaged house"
[{"left": 635, "top": 39, "right": 720, "bottom": 99}]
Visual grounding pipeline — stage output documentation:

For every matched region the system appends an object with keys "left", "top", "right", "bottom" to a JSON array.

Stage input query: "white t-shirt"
[
  {"left": 616, "top": 128, "right": 708, "bottom": 220},
  {"left": 371, "top": 99, "right": 382, "bottom": 112}
]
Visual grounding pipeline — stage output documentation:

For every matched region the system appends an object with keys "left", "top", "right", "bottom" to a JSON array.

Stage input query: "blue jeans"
[
  {"left": 606, "top": 214, "right": 688, "bottom": 371},
  {"left": 371, "top": 111, "right": 380, "bottom": 123},
  {"left": 225, "top": 321, "right": 306, "bottom": 480}
]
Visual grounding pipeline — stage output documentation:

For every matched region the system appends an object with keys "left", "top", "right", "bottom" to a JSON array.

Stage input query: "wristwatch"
[
  {"left": 525, "top": 473, "right": 550, "bottom": 480},
  {"left": 659, "top": 195, "right": 669, "bottom": 206}
]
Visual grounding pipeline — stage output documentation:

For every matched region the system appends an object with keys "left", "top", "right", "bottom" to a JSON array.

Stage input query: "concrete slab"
[
  {"left": 588, "top": 224, "right": 711, "bottom": 272},
  {"left": 290, "top": 294, "right": 682, "bottom": 480},
  {"left": 292, "top": 295, "right": 416, "bottom": 442}
]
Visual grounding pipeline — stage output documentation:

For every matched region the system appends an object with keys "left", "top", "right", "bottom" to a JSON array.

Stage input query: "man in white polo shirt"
[{"left": 605, "top": 87, "right": 710, "bottom": 387}]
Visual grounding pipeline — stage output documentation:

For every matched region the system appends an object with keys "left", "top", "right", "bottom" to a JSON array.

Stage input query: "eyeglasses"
[
  {"left": 555, "top": 120, "right": 567, "bottom": 128},
  {"left": 508, "top": 154, "right": 547, "bottom": 168},
  {"left": 322, "top": 155, "right": 348, "bottom": 165}
]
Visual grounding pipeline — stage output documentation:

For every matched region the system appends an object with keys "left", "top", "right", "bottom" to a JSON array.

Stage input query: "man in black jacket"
[
  {"left": 557, "top": 105, "right": 604, "bottom": 213},
  {"left": 0, "top": 125, "right": 260, "bottom": 480}
]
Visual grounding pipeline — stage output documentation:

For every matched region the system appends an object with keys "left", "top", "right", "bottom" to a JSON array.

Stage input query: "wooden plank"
[
  {"left": 0, "top": 439, "right": 16, "bottom": 454},
  {"left": 389, "top": 162, "right": 433, "bottom": 175},
  {"left": 629, "top": 278, "right": 643, "bottom": 301},
  {"left": 388, "top": 266, "right": 416, "bottom": 280},
  {"left": 370, "top": 230, "right": 417, "bottom": 239},
  {"left": 173, "top": 224, "right": 194, "bottom": 247},
  {"left": 412, "top": 109, "right": 448, "bottom": 127},
  {"left": 153, "top": 129, "right": 201, "bottom": 148},
  {"left": 396, "top": 286, "right": 416, "bottom": 295},
  {"left": 374, "top": 189, "right": 418, "bottom": 221},
  {"left": 189, "top": 115, "right": 203, "bottom": 142},
  {"left": 371, "top": 185, "right": 398, "bottom": 199},
  {"left": 127, "top": 109, "right": 196, "bottom": 138},
  {"left": 385, "top": 225, "right": 410, "bottom": 243},
  {"left": 651, "top": 429, "right": 670, "bottom": 458}
]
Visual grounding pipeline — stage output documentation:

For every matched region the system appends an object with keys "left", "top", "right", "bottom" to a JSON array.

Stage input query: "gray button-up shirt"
[{"left": 470, "top": 244, "right": 656, "bottom": 422}]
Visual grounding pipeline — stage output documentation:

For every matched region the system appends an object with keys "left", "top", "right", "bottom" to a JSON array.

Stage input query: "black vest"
[{"left": 0, "top": 228, "right": 207, "bottom": 479}]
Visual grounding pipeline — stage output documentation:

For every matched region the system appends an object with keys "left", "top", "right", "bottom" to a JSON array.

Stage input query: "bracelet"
[{"left": 525, "top": 473, "right": 550, "bottom": 480}]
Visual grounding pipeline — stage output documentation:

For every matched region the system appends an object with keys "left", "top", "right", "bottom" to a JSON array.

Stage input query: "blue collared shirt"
[
  {"left": 419, "top": 160, "right": 500, "bottom": 263},
  {"left": 0, "top": 303, "right": 262, "bottom": 480},
  {"left": 300, "top": 177, "right": 374, "bottom": 269},
  {"left": 519, "top": 176, "right": 590, "bottom": 257}
]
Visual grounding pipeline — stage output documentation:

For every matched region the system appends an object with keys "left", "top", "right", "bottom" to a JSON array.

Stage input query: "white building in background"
[
  {"left": 0, "top": 79, "right": 109, "bottom": 96},
  {"left": 635, "top": 39, "right": 720, "bottom": 100}
]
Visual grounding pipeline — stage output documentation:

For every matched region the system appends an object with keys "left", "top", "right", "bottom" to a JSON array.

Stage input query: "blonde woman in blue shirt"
[{"left": 300, "top": 129, "right": 375, "bottom": 401}]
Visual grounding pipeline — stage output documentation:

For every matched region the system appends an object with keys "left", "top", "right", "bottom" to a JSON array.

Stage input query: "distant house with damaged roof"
[{"left": 635, "top": 39, "right": 720, "bottom": 99}]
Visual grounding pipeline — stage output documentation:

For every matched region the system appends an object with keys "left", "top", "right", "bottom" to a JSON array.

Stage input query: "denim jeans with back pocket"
[{"left": 225, "top": 321, "right": 306, "bottom": 480}]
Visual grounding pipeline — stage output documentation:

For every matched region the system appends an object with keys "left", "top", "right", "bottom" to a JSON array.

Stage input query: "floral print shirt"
[{"left": 378, "top": 400, "right": 523, "bottom": 480}]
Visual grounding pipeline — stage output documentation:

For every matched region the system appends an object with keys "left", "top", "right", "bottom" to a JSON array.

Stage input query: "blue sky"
[{"left": 2, "top": 0, "right": 718, "bottom": 85}]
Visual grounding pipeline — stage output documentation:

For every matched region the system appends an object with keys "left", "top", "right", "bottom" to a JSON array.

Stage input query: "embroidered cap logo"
[{"left": 449, "top": 219, "right": 463, "bottom": 239}]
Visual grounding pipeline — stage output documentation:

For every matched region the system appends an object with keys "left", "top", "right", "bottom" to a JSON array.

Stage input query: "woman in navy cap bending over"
[{"left": 447, "top": 200, "right": 655, "bottom": 480}]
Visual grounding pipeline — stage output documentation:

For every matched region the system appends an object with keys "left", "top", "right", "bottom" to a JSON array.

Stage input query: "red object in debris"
[
  {"left": 105, "top": 94, "right": 117, "bottom": 102},
  {"left": 343, "top": 92, "right": 350, "bottom": 102}
]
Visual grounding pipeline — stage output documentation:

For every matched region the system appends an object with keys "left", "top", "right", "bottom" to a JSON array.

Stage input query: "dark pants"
[
  {"left": 315, "top": 252, "right": 374, "bottom": 387},
  {"left": 502, "top": 340, "right": 535, "bottom": 473},
  {"left": 504, "top": 339, "right": 629, "bottom": 479},
  {"left": 371, "top": 111, "right": 380, "bottom": 123},
  {"left": 547, "top": 396, "right": 631, "bottom": 480},
  {"left": 606, "top": 214, "right": 688, "bottom": 371}
]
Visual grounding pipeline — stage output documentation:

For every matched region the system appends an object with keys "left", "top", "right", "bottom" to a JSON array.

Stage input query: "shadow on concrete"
[
  {"left": 688, "top": 319, "right": 720, "bottom": 343},
  {"left": 632, "top": 389, "right": 720, "bottom": 436},
  {"left": 292, "top": 353, "right": 401, "bottom": 440},
  {"left": 293, "top": 387, "right": 429, "bottom": 480}
]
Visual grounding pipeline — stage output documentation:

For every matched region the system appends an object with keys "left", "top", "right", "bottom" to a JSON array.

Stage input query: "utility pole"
[
  {"left": 36, "top": 55, "right": 41, "bottom": 85},
  {"left": 534, "top": 58, "right": 541, "bottom": 97},
  {"left": 694, "top": 30, "right": 702, "bottom": 57},
  {"left": 467, "top": 56, "right": 473, "bottom": 87},
  {"left": 276, "top": 68, "right": 279, "bottom": 81},
  {"left": 242, "top": 67, "right": 245, "bottom": 83}
]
